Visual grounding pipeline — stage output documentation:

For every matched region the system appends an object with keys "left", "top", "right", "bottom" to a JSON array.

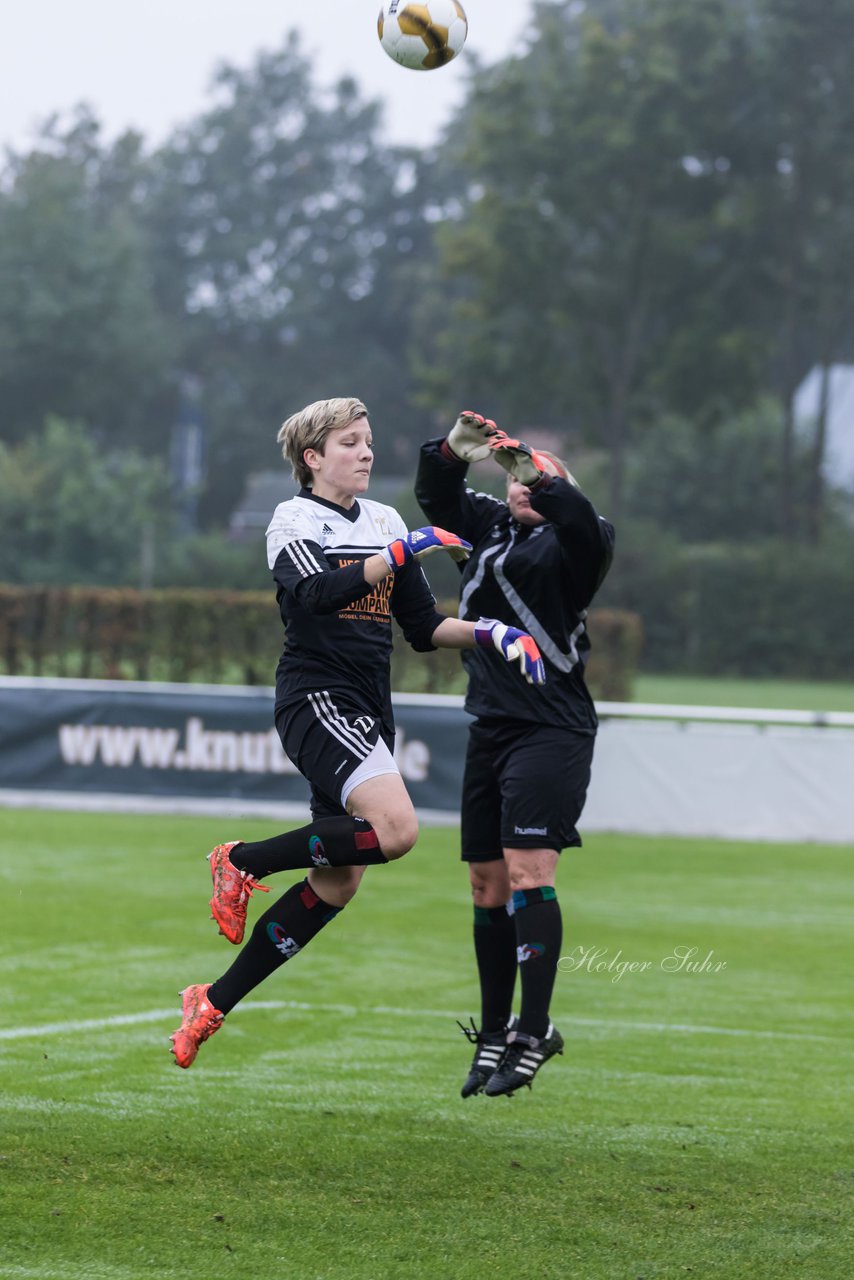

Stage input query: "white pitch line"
[{"left": 0, "top": 1000, "right": 838, "bottom": 1043}]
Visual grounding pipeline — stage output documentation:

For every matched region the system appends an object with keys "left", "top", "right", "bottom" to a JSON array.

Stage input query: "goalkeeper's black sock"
[
  {"left": 513, "top": 887, "right": 562, "bottom": 1040},
  {"left": 208, "top": 878, "right": 342, "bottom": 1015},
  {"left": 231, "top": 816, "right": 386, "bottom": 878},
  {"left": 473, "top": 904, "right": 518, "bottom": 1033}
]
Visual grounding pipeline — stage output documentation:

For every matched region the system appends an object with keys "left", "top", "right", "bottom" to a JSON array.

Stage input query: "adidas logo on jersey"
[{"left": 322, "top": 523, "right": 334, "bottom": 535}]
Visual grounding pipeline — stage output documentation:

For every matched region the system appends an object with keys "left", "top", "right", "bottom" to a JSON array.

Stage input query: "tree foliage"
[
  {"left": 0, "top": 418, "right": 169, "bottom": 586},
  {"left": 417, "top": 0, "right": 785, "bottom": 513},
  {"left": 2, "top": 5, "right": 854, "bottom": 676},
  {"left": 0, "top": 111, "right": 174, "bottom": 449},
  {"left": 147, "top": 34, "right": 439, "bottom": 514},
  {"left": 755, "top": 0, "right": 854, "bottom": 534}
]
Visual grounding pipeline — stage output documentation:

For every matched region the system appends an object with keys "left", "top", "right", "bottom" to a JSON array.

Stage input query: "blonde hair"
[{"left": 277, "top": 397, "right": 368, "bottom": 488}]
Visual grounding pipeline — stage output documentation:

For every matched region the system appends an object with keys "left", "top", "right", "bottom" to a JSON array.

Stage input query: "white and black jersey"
[
  {"left": 266, "top": 489, "right": 444, "bottom": 735},
  {"left": 415, "top": 440, "right": 615, "bottom": 733}
]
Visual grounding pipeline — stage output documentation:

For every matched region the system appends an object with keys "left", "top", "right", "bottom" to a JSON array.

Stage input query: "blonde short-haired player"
[
  {"left": 416, "top": 413, "right": 615, "bottom": 1097},
  {"left": 170, "top": 398, "right": 545, "bottom": 1068}
]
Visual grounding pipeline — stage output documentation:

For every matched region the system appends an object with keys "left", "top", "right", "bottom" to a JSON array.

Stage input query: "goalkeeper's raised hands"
[
  {"left": 486, "top": 435, "right": 547, "bottom": 487},
  {"left": 446, "top": 410, "right": 505, "bottom": 463},
  {"left": 473, "top": 618, "right": 546, "bottom": 686}
]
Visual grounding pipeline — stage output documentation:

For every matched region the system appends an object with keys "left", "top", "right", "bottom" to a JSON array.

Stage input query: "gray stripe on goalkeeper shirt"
[
  {"left": 492, "top": 535, "right": 583, "bottom": 674},
  {"left": 459, "top": 541, "right": 503, "bottom": 619}
]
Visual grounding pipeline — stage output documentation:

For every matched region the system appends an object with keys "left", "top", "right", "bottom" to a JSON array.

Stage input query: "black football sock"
[
  {"left": 207, "top": 878, "right": 342, "bottom": 1015},
  {"left": 473, "top": 904, "right": 518, "bottom": 1033},
  {"left": 513, "top": 887, "right": 562, "bottom": 1040},
  {"left": 230, "top": 816, "right": 386, "bottom": 878}
]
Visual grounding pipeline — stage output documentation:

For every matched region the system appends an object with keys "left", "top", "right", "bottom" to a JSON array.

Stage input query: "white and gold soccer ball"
[{"left": 377, "top": 1, "right": 468, "bottom": 71}]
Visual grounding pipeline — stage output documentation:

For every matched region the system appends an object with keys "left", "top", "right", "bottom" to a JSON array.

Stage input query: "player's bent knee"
[
  {"left": 345, "top": 770, "right": 417, "bottom": 860},
  {"left": 308, "top": 864, "right": 366, "bottom": 907},
  {"left": 469, "top": 862, "right": 511, "bottom": 908},
  {"left": 377, "top": 814, "right": 419, "bottom": 861},
  {"left": 470, "top": 883, "right": 508, "bottom": 909},
  {"left": 332, "top": 866, "right": 364, "bottom": 901},
  {"left": 505, "top": 847, "right": 559, "bottom": 891}
]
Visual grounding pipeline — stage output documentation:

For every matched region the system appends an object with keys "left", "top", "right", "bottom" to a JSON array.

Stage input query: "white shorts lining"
[{"left": 340, "top": 738, "right": 400, "bottom": 807}]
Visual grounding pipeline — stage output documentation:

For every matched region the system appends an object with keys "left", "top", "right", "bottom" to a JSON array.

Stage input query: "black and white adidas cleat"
[
  {"left": 457, "top": 1015, "right": 518, "bottom": 1098},
  {"left": 484, "top": 1022, "right": 564, "bottom": 1097}
]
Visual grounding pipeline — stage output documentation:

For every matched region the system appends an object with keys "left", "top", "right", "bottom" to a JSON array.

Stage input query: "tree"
[
  {"left": 756, "top": 0, "right": 854, "bottom": 539},
  {"left": 0, "top": 417, "right": 170, "bottom": 586},
  {"left": 621, "top": 400, "right": 812, "bottom": 542},
  {"left": 148, "top": 34, "right": 440, "bottom": 517},
  {"left": 418, "top": 0, "right": 776, "bottom": 517},
  {"left": 0, "top": 110, "right": 174, "bottom": 450}
]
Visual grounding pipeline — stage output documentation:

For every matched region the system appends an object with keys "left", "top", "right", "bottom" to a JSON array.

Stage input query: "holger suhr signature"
[{"left": 558, "top": 945, "right": 727, "bottom": 983}]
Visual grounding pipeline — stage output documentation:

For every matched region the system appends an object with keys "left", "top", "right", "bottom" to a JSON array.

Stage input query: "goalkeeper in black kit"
[
  {"left": 169, "top": 397, "right": 545, "bottom": 1068},
  {"left": 416, "top": 412, "right": 615, "bottom": 1098}
]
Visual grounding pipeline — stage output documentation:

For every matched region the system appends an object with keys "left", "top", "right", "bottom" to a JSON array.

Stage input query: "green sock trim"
[
  {"left": 474, "top": 905, "right": 511, "bottom": 926},
  {"left": 512, "top": 885, "right": 558, "bottom": 911}
]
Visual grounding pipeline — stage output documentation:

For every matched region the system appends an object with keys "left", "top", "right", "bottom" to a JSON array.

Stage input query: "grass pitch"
[
  {"left": 634, "top": 673, "right": 854, "bottom": 712},
  {"left": 1, "top": 809, "right": 851, "bottom": 1280}
]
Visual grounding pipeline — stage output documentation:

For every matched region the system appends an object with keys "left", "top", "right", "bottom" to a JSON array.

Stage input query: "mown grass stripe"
[{"left": 0, "top": 1001, "right": 838, "bottom": 1043}]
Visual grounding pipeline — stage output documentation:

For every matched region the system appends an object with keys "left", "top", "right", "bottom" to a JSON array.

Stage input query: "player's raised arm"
[{"left": 416, "top": 413, "right": 510, "bottom": 545}]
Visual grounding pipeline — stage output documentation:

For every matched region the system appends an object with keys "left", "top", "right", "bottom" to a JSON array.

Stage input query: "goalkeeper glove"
[
  {"left": 381, "top": 526, "right": 472, "bottom": 571},
  {"left": 473, "top": 618, "right": 546, "bottom": 685},
  {"left": 446, "top": 410, "right": 505, "bottom": 463},
  {"left": 486, "top": 436, "right": 548, "bottom": 487}
]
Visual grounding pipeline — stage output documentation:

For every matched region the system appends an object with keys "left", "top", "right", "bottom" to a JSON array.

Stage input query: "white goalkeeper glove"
[
  {"left": 488, "top": 436, "right": 580, "bottom": 489},
  {"left": 473, "top": 618, "right": 546, "bottom": 685},
  {"left": 446, "top": 410, "right": 505, "bottom": 464},
  {"left": 486, "top": 435, "right": 545, "bottom": 487}
]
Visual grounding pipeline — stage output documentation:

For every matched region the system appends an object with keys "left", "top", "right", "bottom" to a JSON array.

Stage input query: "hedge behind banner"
[
  {"left": 0, "top": 585, "right": 641, "bottom": 700},
  {"left": 0, "top": 586, "right": 278, "bottom": 685},
  {"left": 601, "top": 536, "right": 854, "bottom": 680}
]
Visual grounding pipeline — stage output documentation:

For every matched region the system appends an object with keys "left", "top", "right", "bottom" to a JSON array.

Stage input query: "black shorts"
[
  {"left": 461, "top": 717, "right": 594, "bottom": 861},
  {"left": 275, "top": 692, "right": 393, "bottom": 821}
]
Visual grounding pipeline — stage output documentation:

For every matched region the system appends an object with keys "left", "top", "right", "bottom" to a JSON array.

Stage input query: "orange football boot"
[
  {"left": 208, "top": 841, "right": 269, "bottom": 945},
  {"left": 169, "top": 984, "right": 224, "bottom": 1069}
]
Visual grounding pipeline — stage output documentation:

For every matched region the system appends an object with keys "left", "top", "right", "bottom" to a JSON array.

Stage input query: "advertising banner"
[
  {"left": 3, "top": 678, "right": 854, "bottom": 841},
  {"left": 0, "top": 678, "right": 467, "bottom": 820}
]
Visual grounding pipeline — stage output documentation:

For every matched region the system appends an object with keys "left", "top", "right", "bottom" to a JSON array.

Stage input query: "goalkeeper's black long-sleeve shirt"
[
  {"left": 266, "top": 488, "right": 444, "bottom": 736},
  {"left": 415, "top": 439, "right": 615, "bottom": 732}
]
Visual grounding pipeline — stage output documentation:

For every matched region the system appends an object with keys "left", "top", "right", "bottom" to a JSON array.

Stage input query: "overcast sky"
[{"left": 0, "top": 1, "right": 539, "bottom": 153}]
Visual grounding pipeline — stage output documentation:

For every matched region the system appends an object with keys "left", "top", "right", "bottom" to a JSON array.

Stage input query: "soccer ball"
[{"left": 378, "top": 1, "right": 468, "bottom": 71}]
